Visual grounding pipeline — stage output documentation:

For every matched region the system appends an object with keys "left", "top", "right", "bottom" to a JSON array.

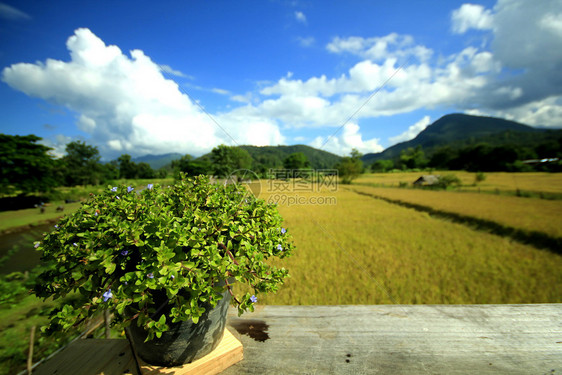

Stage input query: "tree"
[
  {"left": 62, "top": 141, "right": 104, "bottom": 186},
  {"left": 211, "top": 145, "right": 252, "bottom": 177},
  {"left": 371, "top": 159, "right": 394, "bottom": 172},
  {"left": 137, "top": 162, "right": 156, "bottom": 179},
  {"left": 283, "top": 152, "right": 310, "bottom": 170},
  {"left": 335, "top": 149, "right": 364, "bottom": 184},
  {"left": 118, "top": 154, "right": 138, "bottom": 179},
  {"left": 0, "top": 134, "right": 58, "bottom": 195},
  {"left": 399, "top": 146, "right": 427, "bottom": 170},
  {"left": 172, "top": 154, "right": 212, "bottom": 177}
]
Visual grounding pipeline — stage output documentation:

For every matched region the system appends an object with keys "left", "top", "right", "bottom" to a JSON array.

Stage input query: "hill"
[
  {"left": 133, "top": 153, "right": 183, "bottom": 169},
  {"left": 197, "top": 144, "right": 341, "bottom": 170},
  {"left": 362, "top": 113, "right": 560, "bottom": 163},
  {"left": 239, "top": 144, "right": 341, "bottom": 170}
]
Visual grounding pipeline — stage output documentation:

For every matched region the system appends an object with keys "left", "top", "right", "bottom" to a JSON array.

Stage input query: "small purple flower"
[
  {"left": 54, "top": 224, "right": 59, "bottom": 229},
  {"left": 170, "top": 275, "right": 175, "bottom": 279},
  {"left": 115, "top": 196, "right": 120, "bottom": 200},
  {"left": 127, "top": 186, "right": 134, "bottom": 193},
  {"left": 111, "top": 187, "right": 117, "bottom": 192},
  {"left": 102, "top": 289, "right": 113, "bottom": 302},
  {"left": 281, "top": 228, "right": 286, "bottom": 234},
  {"left": 147, "top": 273, "right": 154, "bottom": 279},
  {"left": 250, "top": 295, "right": 258, "bottom": 303},
  {"left": 73, "top": 243, "right": 78, "bottom": 247},
  {"left": 94, "top": 211, "right": 98, "bottom": 216},
  {"left": 34, "top": 242, "right": 40, "bottom": 249},
  {"left": 276, "top": 244, "right": 283, "bottom": 252},
  {"left": 121, "top": 250, "right": 128, "bottom": 256},
  {"left": 147, "top": 183, "right": 153, "bottom": 190}
]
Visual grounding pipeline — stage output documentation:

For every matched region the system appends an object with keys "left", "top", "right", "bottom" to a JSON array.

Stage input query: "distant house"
[{"left": 413, "top": 175, "right": 440, "bottom": 186}]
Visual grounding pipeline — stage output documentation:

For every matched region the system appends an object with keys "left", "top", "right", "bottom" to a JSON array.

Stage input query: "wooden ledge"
[{"left": 33, "top": 329, "right": 242, "bottom": 375}]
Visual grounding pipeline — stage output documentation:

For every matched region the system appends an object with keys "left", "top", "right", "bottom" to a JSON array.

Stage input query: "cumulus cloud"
[
  {"left": 327, "top": 33, "right": 432, "bottom": 62},
  {"left": 1, "top": 28, "right": 284, "bottom": 158},
  {"left": 451, "top": 3, "right": 494, "bottom": 33},
  {"left": 254, "top": 1, "right": 562, "bottom": 139},
  {"left": 388, "top": 116, "right": 431, "bottom": 145},
  {"left": 310, "top": 123, "right": 383, "bottom": 156},
  {"left": 0, "top": 3, "right": 30, "bottom": 20}
]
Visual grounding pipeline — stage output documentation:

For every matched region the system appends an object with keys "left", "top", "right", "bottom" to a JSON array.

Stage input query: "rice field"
[
  {"left": 235, "top": 179, "right": 562, "bottom": 305},
  {"left": 356, "top": 170, "right": 562, "bottom": 195},
  {"left": 349, "top": 185, "right": 562, "bottom": 239}
]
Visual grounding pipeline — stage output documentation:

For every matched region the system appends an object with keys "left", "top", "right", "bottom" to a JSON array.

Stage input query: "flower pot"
[{"left": 128, "top": 287, "right": 231, "bottom": 367}]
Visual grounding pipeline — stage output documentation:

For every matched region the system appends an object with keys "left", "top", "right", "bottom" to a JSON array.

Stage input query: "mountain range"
[
  {"left": 132, "top": 113, "right": 562, "bottom": 169},
  {"left": 362, "top": 113, "right": 562, "bottom": 163}
]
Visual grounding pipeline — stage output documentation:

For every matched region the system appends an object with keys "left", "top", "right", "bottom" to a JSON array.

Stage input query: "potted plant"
[{"left": 33, "top": 174, "right": 294, "bottom": 366}]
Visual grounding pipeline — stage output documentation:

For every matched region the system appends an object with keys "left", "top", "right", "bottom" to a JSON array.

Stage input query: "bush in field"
[
  {"left": 474, "top": 172, "right": 486, "bottom": 185},
  {"left": 435, "top": 174, "right": 461, "bottom": 189},
  {"left": 336, "top": 149, "right": 364, "bottom": 184}
]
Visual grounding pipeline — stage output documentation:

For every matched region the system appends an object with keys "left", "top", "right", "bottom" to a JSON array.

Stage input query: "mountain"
[
  {"left": 239, "top": 144, "right": 341, "bottom": 169},
  {"left": 133, "top": 153, "right": 183, "bottom": 169},
  {"left": 196, "top": 144, "right": 341, "bottom": 170},
  {"left": 362, "top": 113, "right": 559, "bottom": 163}
]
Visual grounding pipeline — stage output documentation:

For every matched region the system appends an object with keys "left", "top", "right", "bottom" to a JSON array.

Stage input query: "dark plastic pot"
[{"left": 128, "top": 285, "right": 231, "bottom": 367}]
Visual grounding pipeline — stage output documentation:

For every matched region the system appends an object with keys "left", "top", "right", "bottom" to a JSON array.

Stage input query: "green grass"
[
  {"left": 0, "top": 178, "right": 175, "bottom": 234},
  {"left": 0, "top": 202, "right": 82, "bottom": 233}
]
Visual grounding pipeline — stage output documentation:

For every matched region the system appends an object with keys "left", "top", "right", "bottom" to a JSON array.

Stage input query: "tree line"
[
  {"left": 371, "top": 139, "right": 562, "bottom": 173},
  {"left": 1, "top": 134, "right": 365, "bottom": 196},
  {"left": 0, "top": 135, "right": 166, "bottom": 196}
]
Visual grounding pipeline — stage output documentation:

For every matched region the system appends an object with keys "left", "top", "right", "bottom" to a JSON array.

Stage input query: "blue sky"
[{"left": 1, "top": 0, "right": 561, "bottom": 160}]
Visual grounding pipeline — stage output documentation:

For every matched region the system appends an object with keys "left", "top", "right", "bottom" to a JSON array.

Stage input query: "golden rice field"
[
  {"left": 235, "top": 178, "right": 562, "bottom": 305},
  {"left": 356, "top": 170, "right": 562, "bottom": 195},
  {"left": 349, "top": 185, "right": 562, "bottom": 239}
]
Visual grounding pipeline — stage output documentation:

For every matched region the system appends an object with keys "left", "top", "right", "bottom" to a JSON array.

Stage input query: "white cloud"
[
  {"left": 39, "top": 134, "right": 73, "bottom": 158},
  {"left": 310, "top": 123, "right": 383, "bottom": 156},
  {"left": 540, "top": 12, "right": 562, "bottom": 37},
  {"left": 326, "top": 33, "right": 433, "bottom": 63},
  {"left": 451, "top": 3, "right": 494, "bottom": 33},
  {"left": 255, "top": 1, "right": 562, "bottom": 137},
  {"left": 294, "top": 11, "right": 306, "bottom": 24},
  {"left": 1, "top": 28, "right": 285, "bottom": 158},
  {"left": 297, "top": 36, "right": 315, "bottom": 47},
  {"left": 0, "top": 3, "right": 30, "bottom": 20},
  {"left": 211, "top": 88, "right": 230, "bottom": 95},
  {"left": 159, "top": 64, "right": 191, "bottom": 79},
  {"left": 388, "top": 116, "right": 431, "bottom": 145}
]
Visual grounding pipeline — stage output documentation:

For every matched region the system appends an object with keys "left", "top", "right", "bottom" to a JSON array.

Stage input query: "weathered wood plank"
[
  {"left": 222, "top": 304, "right": 562, "bottom": 375},
  {"left": 139, "top": 329, "right": 243, "bottom": 375},
  {"left": 33, "top": 339, "right": 135, "bottom": 375},
  {"left": 32, "top": 329, "right": 242, "bottom": 375}
]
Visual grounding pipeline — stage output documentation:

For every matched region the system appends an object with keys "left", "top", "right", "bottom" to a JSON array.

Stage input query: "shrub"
[{"left": 33, "top": 175, "right": 294, "bottom": 340}]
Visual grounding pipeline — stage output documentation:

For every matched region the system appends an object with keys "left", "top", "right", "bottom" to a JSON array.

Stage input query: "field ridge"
[{"left": 349, "top": 188, "right": 562, "bottom": 254}]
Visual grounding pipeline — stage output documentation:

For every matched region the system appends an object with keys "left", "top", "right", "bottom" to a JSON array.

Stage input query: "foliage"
[
  {"left": 0, "top": 134, "right": 58, "bottom": 195},
  {"left": 197, "top": 144, "right": 341, "bottom": 173},
  {"left": 371, "top": 159, "right": 394, "bottom": 172},
  {"left": 61, "top": 141, "right": 105, "bottom": 186},
  {"left": 33, "top": 175, "right": 294, "bottom": 341},
  {"left": 171, "top": 154, "right": 212, "bottom": 178},
  {"left": 336, "top": 149, "right": 364, "bottom": 184},
  {"left": 434, "top": 174, "right": 461, "bottom": 189},
  {"left": 211, "top": 145, "right": 252, "bottom": 177},
  {"left": 399, "top": 146, "right": 428, "bottom": 169},
  {"left": 283, "top": 152, "right": 310, "bottom": 170},
  {"left": 474, "top": 172, "right": 486, "bottom": 185}
]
